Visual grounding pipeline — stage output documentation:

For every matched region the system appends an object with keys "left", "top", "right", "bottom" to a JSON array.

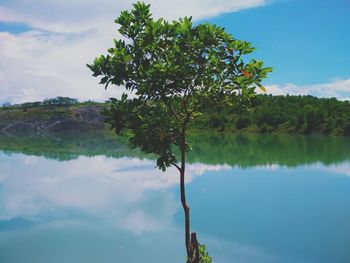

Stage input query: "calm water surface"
[{"left": 0, "top": 133, "right": 350, "bottom": 263}]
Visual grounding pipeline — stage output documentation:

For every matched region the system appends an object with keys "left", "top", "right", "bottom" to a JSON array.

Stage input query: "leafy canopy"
[{"left": 87, "top": 1, "right": 272, "bottom": 170}]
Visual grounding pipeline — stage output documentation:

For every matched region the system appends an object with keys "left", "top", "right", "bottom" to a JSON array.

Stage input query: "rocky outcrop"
[
  {"left": 0, "top": 106, "right": 106, "bottom": 136},
  {"left": 72, "top": 106, "right": 104, "bottom": 122}
]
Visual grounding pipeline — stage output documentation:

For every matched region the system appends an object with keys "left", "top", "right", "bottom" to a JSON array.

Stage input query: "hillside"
[
  {"left": 0, "top": 99, "right": 106, "bottom": 136},
  {"left": 192, "top": 94, "right": 350, "bottom": 136},
  {"left": 1, "top": 95, "right": 350, "bottom": 136}
]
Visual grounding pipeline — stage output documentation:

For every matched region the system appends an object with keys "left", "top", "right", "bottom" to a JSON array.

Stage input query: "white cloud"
[
  {"left": 0, "top": 153, "right": 230, "bottom": 233},
  {"left": 149, "top": 0, "right": 268, "bottom": 21},
  {"left": 265, "top": 79, "right": 350, "bottom": 101},
  {"left": 0, "top": 30, "right": 121, "bottom": 103},
  {"left": 312, "top": 162, "right": 350, "bottom": 178},
  {"left": 0, "top": 0, "right": 270, "bottom": 104},
  {"left": 0, "top": 1, "right": 268, "bottom": 32},
  {"left": 0, "top": 6, "right": 18, "bottom": 22}
]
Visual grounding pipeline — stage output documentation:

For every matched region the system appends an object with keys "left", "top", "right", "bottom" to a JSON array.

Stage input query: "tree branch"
[
  {"left": 163, "top": 98, "right": 181, "bottom": 122},
  {"left": 172, "top": 162, "right": 181, "bottom": 172}
]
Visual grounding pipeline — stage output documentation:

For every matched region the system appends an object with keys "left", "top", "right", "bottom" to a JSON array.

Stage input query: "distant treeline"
[
  {"left": 1, "top": 96, "right": 100, "bottom": 110},
  {"left": 2, "top": 95, "right": 350, "bottom": 136},
  {"left": 192, "top": 95, "right": 350, "bottom": 136}
]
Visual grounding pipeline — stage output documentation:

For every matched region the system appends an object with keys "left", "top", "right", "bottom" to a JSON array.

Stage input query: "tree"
[
  {"left": 2, "top": 102, "right": 11, "bottom": 108},
  {"left": 87, "top": 2, "right": 272, "bottom": 261},
  {"left": 43, "top": 97, "right": 78, "bottom": 107}
]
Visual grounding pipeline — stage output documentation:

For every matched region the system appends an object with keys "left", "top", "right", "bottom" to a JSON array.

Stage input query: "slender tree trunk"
[
  {"left": 180, "top": 136, "right": 191, "bottom": 257},
  {"left": 180, "top": 130, "right": 199, "bottom": 263}
]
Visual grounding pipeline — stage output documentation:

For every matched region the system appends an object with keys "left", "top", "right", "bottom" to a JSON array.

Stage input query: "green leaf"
[
  {"left": 87, "top": 1, "right": 272, "bottom": 175},
  {"left": 121, "top": 93, "right": 128, "bottom": 101},
  {"left": 99, "top": 76, "right": 108, "bottom": 84},
  {"left": 256, "top": 82, "right": 267, "bottom": 93}
]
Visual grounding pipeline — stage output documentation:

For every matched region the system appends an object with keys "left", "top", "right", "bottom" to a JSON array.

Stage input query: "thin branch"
[
  {"left": 163, "top": 98, "right": 181, "bottom": 122},
  {"left": 172, "top": 162, "right": 181, "bottom": 172},
  {"left": 184, "top": 111, "right": 191, "bottom": 128}
]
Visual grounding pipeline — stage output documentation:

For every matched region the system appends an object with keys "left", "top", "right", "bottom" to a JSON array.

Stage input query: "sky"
[{"left": 0, "top": 0, "right": 349, "bottom": 104}]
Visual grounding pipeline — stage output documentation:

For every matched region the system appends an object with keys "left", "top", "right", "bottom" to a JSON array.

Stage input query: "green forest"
[
  {"left": 2, "top": 94, "right": 350, "bottom": 136},
  {"left": 192, "top": 94, "right": 350, "bottom": 136}
]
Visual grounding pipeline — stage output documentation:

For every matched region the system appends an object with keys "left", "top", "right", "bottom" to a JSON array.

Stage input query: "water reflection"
[
  {"left": 0, "top": 152, "right": 230, "bottom": 262},
  {"left": 1, "top": 132, "right": 350, "bottom": 166},
  {"left": 0, "top": 153, "right": 228, "bottom": 224},
  {"left": 0, "top": 133, "right": 350, "bottom": 262},
  {"left": 189, "top": 164, "right": 350, "bottom": 262}
]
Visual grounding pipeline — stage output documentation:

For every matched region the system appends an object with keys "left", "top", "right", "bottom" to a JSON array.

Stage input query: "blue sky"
[
  {"left": 203, "top": 0, "right": 350, "bottom": 85},
  {"left": 0, "top": 22, "right": 31, "bottom": 34},
  {"left": 0, "top": 0, "right": 349, "bottom": 103}
]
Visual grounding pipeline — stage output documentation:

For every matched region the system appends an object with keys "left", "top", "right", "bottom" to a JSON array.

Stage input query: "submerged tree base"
[{"left": 187, "top": 240, "right": 213, "bottom": 263}]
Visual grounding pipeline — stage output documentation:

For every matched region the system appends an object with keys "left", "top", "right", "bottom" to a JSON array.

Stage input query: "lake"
[{"left": 0, "top": 132, "right": 350, "bottom": 263}]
